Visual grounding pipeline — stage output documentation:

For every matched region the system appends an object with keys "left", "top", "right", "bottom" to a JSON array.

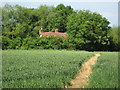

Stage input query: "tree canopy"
[{"left": 1, "top": 4, "right": 118, "bottom": 51}]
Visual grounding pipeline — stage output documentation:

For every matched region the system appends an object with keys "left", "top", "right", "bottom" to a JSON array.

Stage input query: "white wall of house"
[{"left": 40, "top": 34, "right": 42, "bottom": 37}]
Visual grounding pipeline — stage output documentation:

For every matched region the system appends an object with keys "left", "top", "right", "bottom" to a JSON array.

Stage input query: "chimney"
[
  {"left": 55, "top": 28, "right": 59, "bottom": 33},
  {"left": 39, "top": 28, "right": 43, "bottom": 35}
]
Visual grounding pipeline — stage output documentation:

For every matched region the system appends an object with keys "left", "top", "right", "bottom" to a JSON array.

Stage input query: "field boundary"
[{"left": 66, "top": 54, "right": 101, "bottom": 88}]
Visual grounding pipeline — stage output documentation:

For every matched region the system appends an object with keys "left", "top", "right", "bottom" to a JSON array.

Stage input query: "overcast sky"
[{"left": 1, "top": 0, "right": 119, "bottom": 27}]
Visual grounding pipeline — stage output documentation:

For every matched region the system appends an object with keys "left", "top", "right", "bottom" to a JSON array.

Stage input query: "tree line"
[{"left": 1, "top": 4, "right": 119, "bottom": 51}]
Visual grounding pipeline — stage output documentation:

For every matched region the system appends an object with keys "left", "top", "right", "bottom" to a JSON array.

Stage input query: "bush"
[{"left": 108, "top": 27, "right": 119, "bottom": 51}]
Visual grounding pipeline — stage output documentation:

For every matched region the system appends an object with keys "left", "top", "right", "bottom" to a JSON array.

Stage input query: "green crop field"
[
  {"left": 85, "top": 52, "right": 118, "bottom": 88},
  {"left": 2, "top": 50, "right": 93, "bottom": 88},
  {"left": 2, "top": 50, "right": 118, "bottom": 88}
]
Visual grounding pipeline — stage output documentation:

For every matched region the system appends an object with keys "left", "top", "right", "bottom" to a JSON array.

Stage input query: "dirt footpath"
[{"left": 66, "top": 54, "right": 101, "bottom": 88}]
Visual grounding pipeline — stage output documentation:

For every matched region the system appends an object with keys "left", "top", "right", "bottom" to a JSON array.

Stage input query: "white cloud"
[{"left": 100, "top": 12, "right": 118, "bottom": 18}]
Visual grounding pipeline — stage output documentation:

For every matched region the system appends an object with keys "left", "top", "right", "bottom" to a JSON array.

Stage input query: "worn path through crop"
[{"left": 66, "top": 54, "right": 101, "bottom": 88}]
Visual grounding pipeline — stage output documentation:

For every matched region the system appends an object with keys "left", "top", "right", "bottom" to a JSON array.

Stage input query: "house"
[{"left": 39, "top": 28, "right": 67, "bottom": 37}]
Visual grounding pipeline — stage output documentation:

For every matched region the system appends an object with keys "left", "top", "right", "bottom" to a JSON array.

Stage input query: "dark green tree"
[
  {"left": 54, "top": 4, "right": 74, "bottom": 32},
  {"left": 2, "top": 4, "right": 114, "bottom": 51},
  {"left": 67, "top": 10, "right": 111, "bottom": 51}
]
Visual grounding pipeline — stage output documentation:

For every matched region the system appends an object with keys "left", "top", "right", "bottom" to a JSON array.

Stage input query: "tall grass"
[
  {"left": 2, "top": 50, "right": 93, "bottom": 88},
  {"left": 86, "top": 52, "right": 118, "bottom": 88}
]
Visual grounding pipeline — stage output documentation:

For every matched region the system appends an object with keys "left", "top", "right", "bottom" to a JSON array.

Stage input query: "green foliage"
[
  {"left": 2, "top": 36, "right": 11, "bottom": 49},
  {"left": 18, "top": 36, "right": 86, "bottom": 50},
  {"left": 2, "top": 50, "right": 93, "bottom": 88},
  {"left": 2, "top": 36, "right": 22, "bottom": 49},
  {"left": 66, "top": 10, "right": 111, "bottom": 51},
  {"left": 54, "top": 4, "right": 74, "bottom": 32},
  {"left": 108, "top": 27, "right": 119, "bottom": 51},
  {"left": 2, "top": 4, "right": 117, "bottom": 51}
]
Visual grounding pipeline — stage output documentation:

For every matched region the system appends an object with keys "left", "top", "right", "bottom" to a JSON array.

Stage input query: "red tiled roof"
[
  {"left": 39, "top": 28, "right": 67, "bottom": 37},
  {"left": 40, "top": 32, "right": 67, "bottom": 37}
]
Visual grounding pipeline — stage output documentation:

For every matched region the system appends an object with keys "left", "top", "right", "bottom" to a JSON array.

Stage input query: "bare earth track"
[{"left": 66, "top": 54, "right": 101, "bottom": 88}]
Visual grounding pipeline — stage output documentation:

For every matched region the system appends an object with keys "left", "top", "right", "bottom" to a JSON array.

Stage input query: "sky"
[{"left": 1, "top": 0, "right": 119, "bottom": 27}]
